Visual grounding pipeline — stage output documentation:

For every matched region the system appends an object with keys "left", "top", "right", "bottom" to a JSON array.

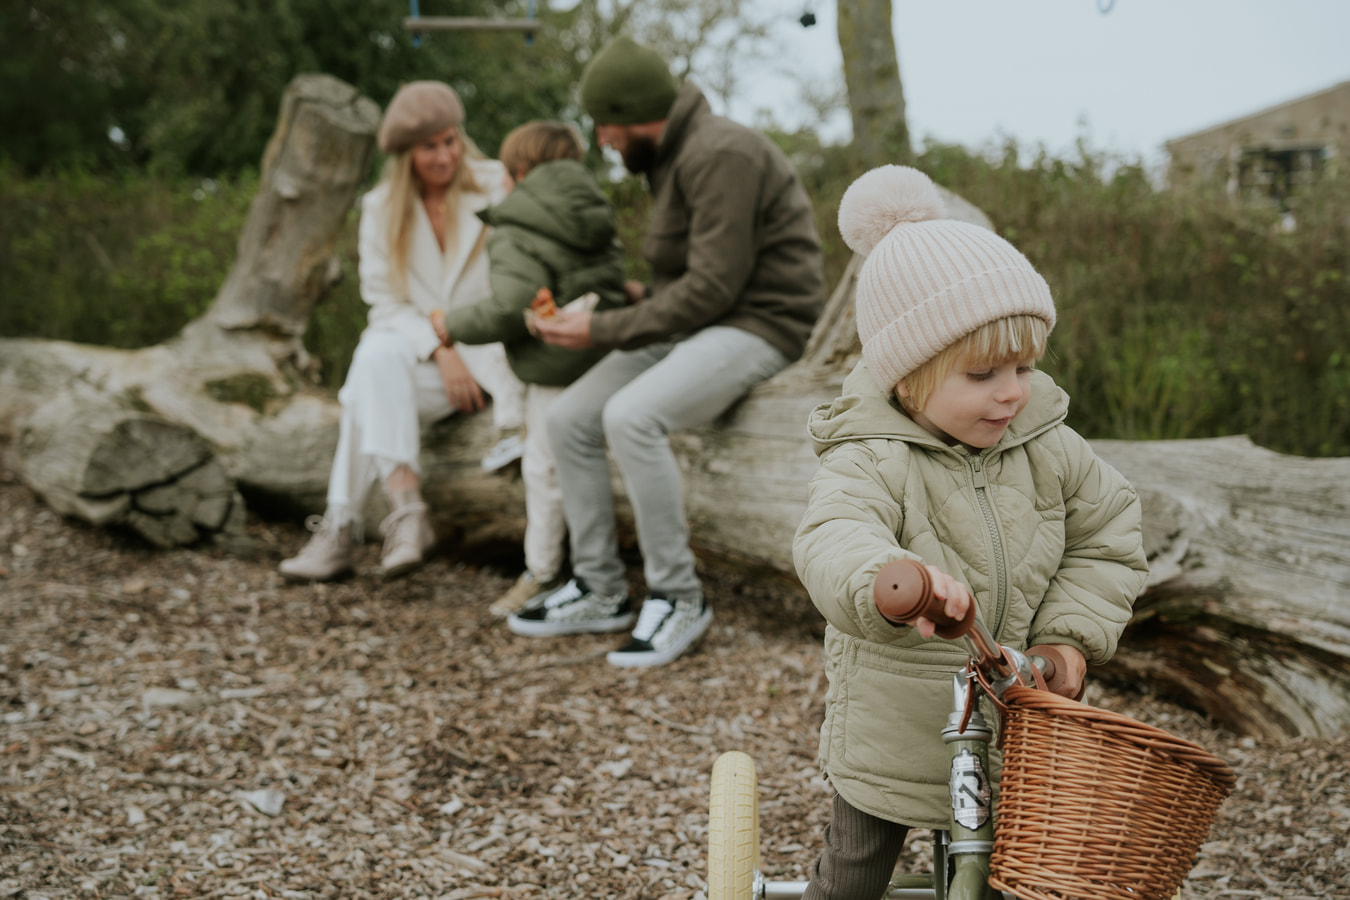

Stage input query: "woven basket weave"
[{"left": 988, "top": 685, "right": 1236, "bottom": 900}]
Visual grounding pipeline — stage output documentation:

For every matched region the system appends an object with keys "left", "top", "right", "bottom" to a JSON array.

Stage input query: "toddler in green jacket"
[
  {"left": 430, "top": 120, "right": 628, "bottom": 616},
  {"left": 792, "top": 165, "right": 1149, "bottom": 899}
]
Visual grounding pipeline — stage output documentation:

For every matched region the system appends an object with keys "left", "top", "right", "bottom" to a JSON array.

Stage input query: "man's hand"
[
  {"left": 532, "top": 306, "right": 595, "bottom": 350},
  {"left": 433, "top": 344, "right": 485, "bottom": 413},
  {"left": 623, "top": 280, "right": 646, "bottom": 305},
  {"left": 429, "top": 309, "right": 450, "bottom": 346}
]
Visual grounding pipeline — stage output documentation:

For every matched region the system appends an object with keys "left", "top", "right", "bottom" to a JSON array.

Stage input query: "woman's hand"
[
  {"left": 532, "top": 306, "right": 595, "bottom": 350},
  {"left": 433, "top": 344, "right": 485, "bottom": 413},
  {"left": 429, "top": 309, "right": 450, "bottom": 346},
  {"left": 913, "top": 566, "right": 972, "bottom": 639}
]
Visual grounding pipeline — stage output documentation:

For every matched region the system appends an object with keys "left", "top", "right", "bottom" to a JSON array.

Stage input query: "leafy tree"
[
  {"left": 0, "top": 1, "right": 584, "bottom": 174},
  {"left": 0, "top": 2, "right": 133, "bottom": 172}
]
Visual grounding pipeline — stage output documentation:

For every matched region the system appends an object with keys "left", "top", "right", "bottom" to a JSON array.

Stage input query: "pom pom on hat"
[
  {"left": 840, "top": 165, "right": 1056, "bottom": 394},
  {"left": 839, "top": 166, "right": 946, "bottom": 256},
  {"left": 378, "top": 81, "right": 465, "bottom": 155}
]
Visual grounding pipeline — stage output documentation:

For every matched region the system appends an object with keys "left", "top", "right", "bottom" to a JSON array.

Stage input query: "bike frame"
[{"left": 712, "top": 611, "right": 1036, "bottom": 900}]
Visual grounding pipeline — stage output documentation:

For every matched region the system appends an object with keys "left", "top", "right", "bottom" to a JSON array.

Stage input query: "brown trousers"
[{"left": 803, "top": 792, "right": 911, "bottom": 900}]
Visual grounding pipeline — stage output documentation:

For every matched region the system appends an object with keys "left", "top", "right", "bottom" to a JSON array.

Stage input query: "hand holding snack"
[
  {"left": 524, "top": 289, "right": 599, "bottom": 336},
  {"left": 531, "top": 287, "right": 557, "bottom": 318}
]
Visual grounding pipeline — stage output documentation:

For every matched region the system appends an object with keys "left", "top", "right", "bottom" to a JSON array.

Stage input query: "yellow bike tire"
[{"left": 708, "top": 751, "right": 760, "bottom": 900}]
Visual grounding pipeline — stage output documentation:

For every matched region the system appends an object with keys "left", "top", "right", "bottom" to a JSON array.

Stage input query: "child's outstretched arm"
[{"left": 794, "top": 440, "right": 953, "bottom": 644}]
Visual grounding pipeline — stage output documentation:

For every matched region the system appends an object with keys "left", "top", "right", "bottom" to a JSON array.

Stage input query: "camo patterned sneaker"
[
  {"left": 506, "top": 578, "right": 635, "bottom": 636},
  {"left": 607, "top": 592, "right": 713, "bottom": 668}
]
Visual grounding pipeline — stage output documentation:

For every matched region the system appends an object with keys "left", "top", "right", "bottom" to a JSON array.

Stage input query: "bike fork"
[{"left": 941, "top": 672, "right": 1002, "bottom": 900}]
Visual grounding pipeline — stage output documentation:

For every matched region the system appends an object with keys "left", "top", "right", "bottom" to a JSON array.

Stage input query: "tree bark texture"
[
  {"left": 836, "top": 0, "right": 911, "bottom": 165},
  {"left": 2, "top": 75, "right": 1348, "bottom": 738}
]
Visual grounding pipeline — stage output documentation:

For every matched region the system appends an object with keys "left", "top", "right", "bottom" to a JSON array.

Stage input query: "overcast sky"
[{"left": 727, "top": 0, "right": 1350, "bottom": 170}]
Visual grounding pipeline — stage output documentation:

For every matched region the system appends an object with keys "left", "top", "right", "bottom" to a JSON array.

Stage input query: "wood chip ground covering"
[{"left": 2, "top": 463, "right": 1346, "bottom": 899}]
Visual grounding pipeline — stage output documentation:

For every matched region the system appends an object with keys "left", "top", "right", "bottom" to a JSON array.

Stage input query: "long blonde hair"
[{"left": 381, "top": 127, "right": 488, "bottom": 294}]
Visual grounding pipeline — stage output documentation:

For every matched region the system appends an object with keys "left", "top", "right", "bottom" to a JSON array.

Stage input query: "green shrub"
[
  {"left": 0, "top": 164, "right": 255, "bottom": 347},
  {"left": 4, "top": 148, "right": 1347, "bottom": 458},
  {"left": 908, "top": 141, "right": 1350, "bottom": 457}
]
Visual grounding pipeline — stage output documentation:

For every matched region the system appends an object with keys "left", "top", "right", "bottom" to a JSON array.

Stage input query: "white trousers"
[
  {"left": 326, "top": 329, "right": 524, "bottom": 522},
  {"left": 522, "top": 383, "right": 566, "bottom": 582}
]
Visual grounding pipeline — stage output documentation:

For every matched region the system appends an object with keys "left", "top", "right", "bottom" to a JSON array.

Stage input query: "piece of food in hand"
[{"left": 530, "top": 287, "right": 557, "bottom": 318}]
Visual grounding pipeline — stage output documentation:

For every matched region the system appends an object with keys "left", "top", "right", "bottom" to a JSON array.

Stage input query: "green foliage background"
[
  {"left": 2, "top": 2, "right": 1347, "bottom": 458},
  {"left": 1, "top": 0, "right": 586, "bottom": 175}
]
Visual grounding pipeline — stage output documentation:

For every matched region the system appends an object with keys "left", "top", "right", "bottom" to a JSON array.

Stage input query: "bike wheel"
[{"left": 708, "top": 751, "right": 760, "bottom": 900}]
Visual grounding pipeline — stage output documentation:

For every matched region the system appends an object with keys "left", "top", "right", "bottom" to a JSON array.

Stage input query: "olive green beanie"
[{"left": 580, "top": 35, "right": 679, "bottom": 125}]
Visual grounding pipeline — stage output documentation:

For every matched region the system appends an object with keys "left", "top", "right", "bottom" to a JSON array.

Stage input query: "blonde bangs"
[{"left": 898, "top": 315, "right": 1050, "bottom": 411}]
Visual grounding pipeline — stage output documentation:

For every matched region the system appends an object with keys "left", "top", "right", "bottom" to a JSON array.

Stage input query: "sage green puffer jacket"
[
  {"left": 792, "top": 362, "right": 1148, "bottom": 829},
  {"left": 441, "top": 158, "right": 627, "bottom": 386}
]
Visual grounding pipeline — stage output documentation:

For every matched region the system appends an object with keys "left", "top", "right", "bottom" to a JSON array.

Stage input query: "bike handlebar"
[
  {"left": 873, "top": 559, "right": 974, "bottom": 638},
  {"left": 872, "top": 559, "right": 1056, "bottom": 687}
]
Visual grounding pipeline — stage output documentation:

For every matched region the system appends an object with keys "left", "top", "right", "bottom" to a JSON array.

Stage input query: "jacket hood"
[
  {"left": 477, "top": 159, "right": 616, "bottom": 254},
  {"left": 807, "top": 361, "right": 1069, "bottom": 457}
]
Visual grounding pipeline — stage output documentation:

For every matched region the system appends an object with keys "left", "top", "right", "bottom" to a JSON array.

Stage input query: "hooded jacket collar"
[{"left": 807, "top": 361, "right": 1070, "bottom": 459}]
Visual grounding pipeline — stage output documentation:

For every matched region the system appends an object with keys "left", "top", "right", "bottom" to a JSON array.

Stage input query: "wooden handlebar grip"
[
  {"left": 873, "top": 559, "right": 936, "bottom": 624},
  {"left": 873, "top": 559, "right": 974, "bottom": 638}
]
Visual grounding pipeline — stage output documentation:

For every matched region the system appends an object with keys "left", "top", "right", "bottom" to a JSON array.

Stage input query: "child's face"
[{"left": 899, "top": 355, "right": 1036, "bottom": 449}]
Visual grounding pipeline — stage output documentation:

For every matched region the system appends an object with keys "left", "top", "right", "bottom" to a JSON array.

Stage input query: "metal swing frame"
[{"left": 405, "top": 0, "right": 540, "bottom": 43}]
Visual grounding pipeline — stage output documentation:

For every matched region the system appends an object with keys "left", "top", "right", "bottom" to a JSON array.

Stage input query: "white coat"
[{"left": 325, "top": 159, "right": 523, "bottom": 517}]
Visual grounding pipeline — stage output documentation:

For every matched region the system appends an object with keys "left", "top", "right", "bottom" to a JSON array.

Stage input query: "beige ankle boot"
[
  {"left": 279, "top": 513, "right": 353, "bottom": 582},
  {"left": 490, "top": 571, "right": 565, "bottom": 618},
  {"left": 379, "top": 490, "right": 435, "bottom": 580}
]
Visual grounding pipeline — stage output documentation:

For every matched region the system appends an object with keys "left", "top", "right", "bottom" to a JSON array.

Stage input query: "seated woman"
[{"left": 279, "top": 80, "right": 524, "bottom": 582}]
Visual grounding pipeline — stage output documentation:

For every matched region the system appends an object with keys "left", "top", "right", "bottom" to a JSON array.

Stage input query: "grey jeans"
[{"left": 546, "top": 326, "right": 790, "bottom": 598}]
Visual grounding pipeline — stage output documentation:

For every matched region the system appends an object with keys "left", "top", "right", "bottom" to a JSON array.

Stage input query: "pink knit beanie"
[
  {"left": 377, "top": 81, "right": 465, "bottom": 154},
  {"left": 839, "top": 165, "right": 1056, "bottom": 394}
]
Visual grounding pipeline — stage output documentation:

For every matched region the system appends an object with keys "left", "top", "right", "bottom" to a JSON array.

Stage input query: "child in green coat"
[
  {"left": 431, "top": 121, "right": 628, "bottom": 615},
  {"left": 792, "top": 165, "right": 1149, "bottom": 898}
]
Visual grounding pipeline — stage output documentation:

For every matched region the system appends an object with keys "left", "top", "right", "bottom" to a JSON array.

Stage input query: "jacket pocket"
[{"left": 838, "top": 641, "right": 964, "bottom": 786}]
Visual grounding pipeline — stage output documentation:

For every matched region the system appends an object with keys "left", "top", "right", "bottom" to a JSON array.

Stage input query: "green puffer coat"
[
  {"left": 441, "top": 158, "right": 627, "bottom": 387},
  {"left": 792, "top": 363, "right": 1149, "bottom": 829}
]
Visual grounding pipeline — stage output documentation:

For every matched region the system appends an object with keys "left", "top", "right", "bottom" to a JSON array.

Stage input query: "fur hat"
[
  {"left": 377, "top": 81, "right": 465, "bottom": 154},
  {"left": 839, "top": 165, "right": 1056, "bottom": 393},
  {"left": 580, "top": 35, "right": 679, "bottom": 125}
]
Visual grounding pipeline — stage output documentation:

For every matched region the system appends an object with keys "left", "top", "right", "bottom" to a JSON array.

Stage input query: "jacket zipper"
[{"left": 968, "top": 455, "right": 1007, "bottom": 637}]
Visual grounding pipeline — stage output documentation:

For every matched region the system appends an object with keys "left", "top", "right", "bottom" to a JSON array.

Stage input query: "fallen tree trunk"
[
  {"left": 0, "top": 73, "right": 381, "bottom": 547},
  {"left": 1, "top": 75, "right": 1348, "bottom": 738}
]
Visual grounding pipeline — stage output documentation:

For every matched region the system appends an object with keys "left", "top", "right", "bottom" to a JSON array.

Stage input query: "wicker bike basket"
[{"left": 988, "top": 685, "right": 1236, "bottom": 900}]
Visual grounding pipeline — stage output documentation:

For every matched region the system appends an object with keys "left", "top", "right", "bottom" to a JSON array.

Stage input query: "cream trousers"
[{"left": 326, "top": 328, "right": 523, "bottom": 521}]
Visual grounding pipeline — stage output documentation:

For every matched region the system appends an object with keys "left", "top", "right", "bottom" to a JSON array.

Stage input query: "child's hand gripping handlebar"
[
  {"left": 873, "top": 558, "right": 975, "bottom": 639},
  {"left": 872, "top": 559, "right": 1084, "bottom": 698}
]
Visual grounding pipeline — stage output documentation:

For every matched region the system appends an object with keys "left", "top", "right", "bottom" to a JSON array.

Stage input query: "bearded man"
[{"left": 512, "top": 34, "right": 827, "bottom": 668}]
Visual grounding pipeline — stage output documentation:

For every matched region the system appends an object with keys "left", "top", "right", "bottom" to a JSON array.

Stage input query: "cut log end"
[{"left": 21, "top": 403, "right": 248, "bottom": 549}]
